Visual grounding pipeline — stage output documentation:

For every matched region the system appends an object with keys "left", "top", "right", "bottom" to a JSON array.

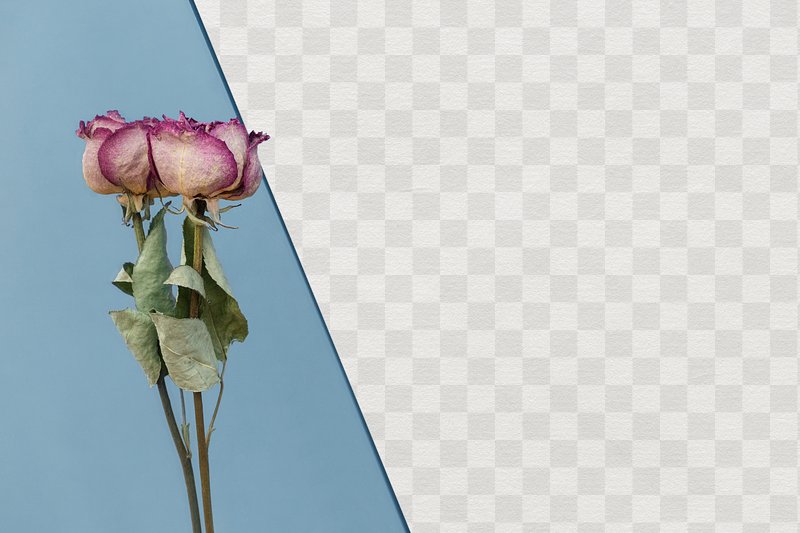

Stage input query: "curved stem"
[
  {"left": 188, "top": 205, "right": 215, "bottom": 533},
  {"left": 131, "top": 212, "right": 202, "bottom": 533},
  {"left": 157, "top": 378, "right": 203, "bottom": 533},
  {"left": 206, "top": 359, "right": 226, "bottom": 446},
  {"left": 194, "top": 392, "right": 213, "bottom": 533}
]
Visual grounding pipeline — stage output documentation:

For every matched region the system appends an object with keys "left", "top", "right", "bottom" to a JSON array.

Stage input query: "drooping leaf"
[
  {"left": 176, "top": 218, "right": 199, "bottom": 319},
  {"left": 132, "top": 207, "right": 175, "bottom": 314},
  {"left": 109, "top": 309, "right": 162, "bottom": 386},
  {"left": 180, "top": 217, "right": 248, "bottom": 360},
  {"left": 164, "top": 265, "right": 206, "bottom": 299},
  {"left": 181, "top": 216, "right": 200, "bottom": 266},
  {"left": 202, "top": 275, "right": 248, "bottom": 361},
  {"left": 112, "top": 262, "right": 135, "bottom": 296},
  {"left": 150, "top": 313, "right": 219, "bottom": 392},
  {"left": 201, "top": 229, "right": 233, "bottom": 296}
]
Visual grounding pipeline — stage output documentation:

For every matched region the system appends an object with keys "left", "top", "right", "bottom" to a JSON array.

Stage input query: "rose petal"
[
  {"left": 225, "top": 149, "right": 262, "bottom": 200},
  {"left": 97, "top": 122, "right": 152, "bottom": 194},
  {"left": 81, "top": 128, "right": 123, "bottom": 195},
  {"left": 77, "top": 110, "right": 127, "bottom": 139},
  {"left": 208, "top": 119, "right": 248, "bottom": 192},
  {"left": 150, "top": 124, "right": 238, "bottom": 198},
  {"left": 223, "top": 132, "right": 269, "bottom": 201},
  {"left": 91, "top": 110, "right": 126, "bottom": 132}
]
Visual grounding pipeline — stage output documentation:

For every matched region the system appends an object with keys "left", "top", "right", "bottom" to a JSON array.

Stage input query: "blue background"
[{"left": 0, "top": 1, "right": 407, "bottom": 531}]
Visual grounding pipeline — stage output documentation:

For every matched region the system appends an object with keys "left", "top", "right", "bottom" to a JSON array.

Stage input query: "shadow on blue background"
[{"left": 0, "top": 1, "right": 408, "bottom": 531}]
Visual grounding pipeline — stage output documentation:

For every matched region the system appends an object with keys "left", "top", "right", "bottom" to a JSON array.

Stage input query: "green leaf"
[
  {"left": 180, "top": 216, "right": 202, "bottom": 274},
  {"left": 112, "top": 262, "right": 135, "bottom": 296},
  {"left": 132, "top": 207, "right": 175, "bottom": 314},
  {"left": 177, "top": 218, "right": 198, "bottom": 319},
  {"left": 151, "top": 313, "right": 219, "bottom": 392},
  {"left": 201, "top": 230, "right": 233, "bottom": 295},
  {"left": 164, "top": 265, "right": 206, "bottom": 299},
  {"left": 202, "top": 275, "right": 248, "bottom": 361},
  {"left": 180, "top": 218, "right": 248, "bottom": 360},
  {"left": 109, "top": 309, "right": 162, "bottom": 386}
]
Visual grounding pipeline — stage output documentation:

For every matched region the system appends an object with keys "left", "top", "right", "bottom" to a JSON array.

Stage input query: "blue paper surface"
[{"left": 0, "top": 1, "right": 407, "bottom": 531}]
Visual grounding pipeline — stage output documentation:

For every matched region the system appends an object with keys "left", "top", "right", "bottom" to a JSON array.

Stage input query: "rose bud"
[{"left": 149, "top": 112, "right": 269, "bottom": 227}]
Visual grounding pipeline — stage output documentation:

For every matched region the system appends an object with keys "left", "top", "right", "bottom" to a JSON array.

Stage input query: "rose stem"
[
  {"left": 132, "top": 211, "right": 203, "bottom": 533},
  {"left": 205, "top": 359, "right": 226, "bottom": 446},
  {"left": 188, "top": 202, "right": 215, "bottom": 533}
]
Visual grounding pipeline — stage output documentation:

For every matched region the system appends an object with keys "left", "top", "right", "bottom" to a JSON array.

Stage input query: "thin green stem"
[
  {"left": 193, "top": 392, "right": 213, "bottom": 533},
  {"left": 156, "top": 377, "right": 203, "bottom": 533},
  {"left": 206, "top": 359, "right": 227, "bottom": 446},
  {"left": 188, "top": 204, "right": 215, "bottom": 533},
  {"left": 131, "top": 212, "right": 202, "bottom": 533}
]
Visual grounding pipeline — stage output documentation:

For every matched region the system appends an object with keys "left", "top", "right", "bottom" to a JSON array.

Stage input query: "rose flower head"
[
  {"left": 149, "top": 112, "right": 270, "bottom": 228},
  {"left": 77, "top": 111, "right": 173, "bottom": 217}
]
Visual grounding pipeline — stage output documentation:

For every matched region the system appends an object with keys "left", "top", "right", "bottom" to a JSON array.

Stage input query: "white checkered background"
[{"left": 195, "top": 0, "right": 800, "bottom": 530}]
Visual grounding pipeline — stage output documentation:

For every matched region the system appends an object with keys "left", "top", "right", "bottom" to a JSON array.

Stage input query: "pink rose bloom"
[
  {"left": 77, "top": 111, "right": 171, "bottom": 212},
  {"left": 149, "top": 112, "right": 269, "bottom": 224}
]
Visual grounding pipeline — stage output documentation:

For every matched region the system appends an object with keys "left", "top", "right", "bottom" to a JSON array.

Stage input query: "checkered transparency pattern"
[{"left": 194, "top": 0, "right": 800, "bottom": 530}]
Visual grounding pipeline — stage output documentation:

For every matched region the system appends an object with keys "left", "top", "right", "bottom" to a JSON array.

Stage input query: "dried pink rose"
[
  {"left": 77, "top": 112, "right": 171, "bottom": 212},
  {"left": 149, "top": 112, "right": 269, "bottom": 224}
]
